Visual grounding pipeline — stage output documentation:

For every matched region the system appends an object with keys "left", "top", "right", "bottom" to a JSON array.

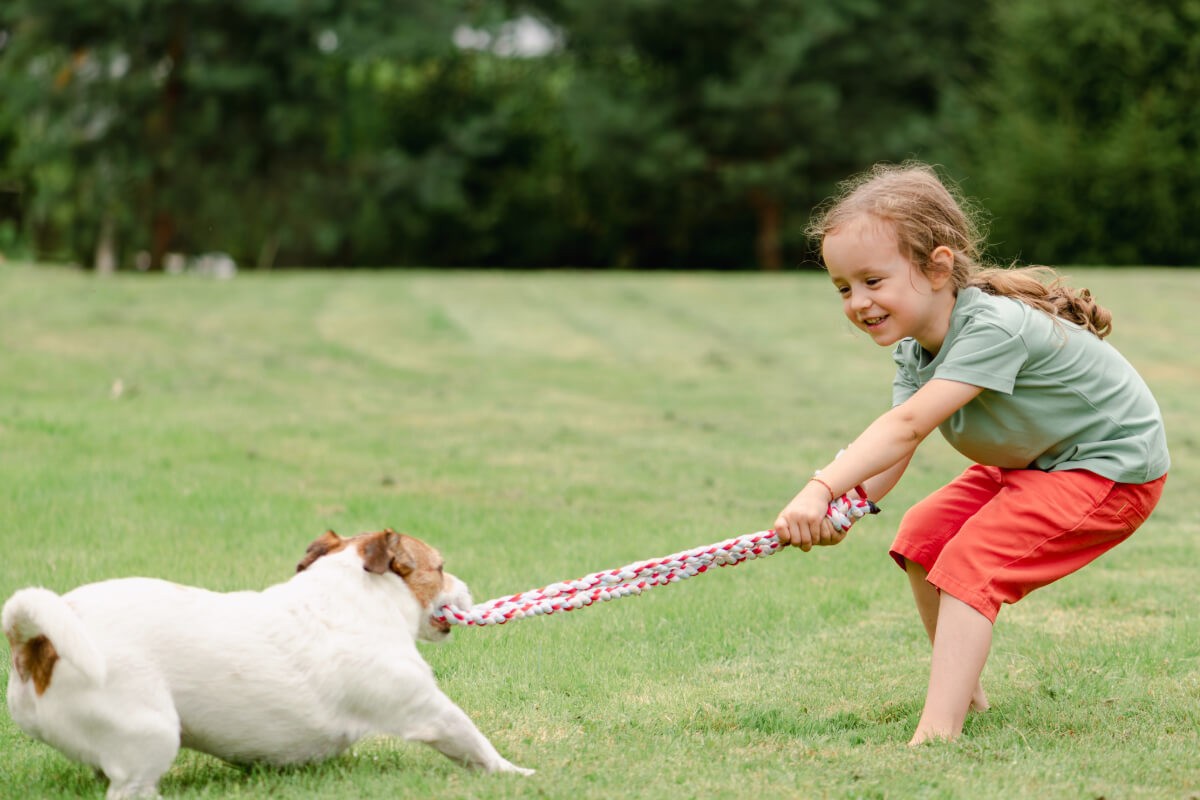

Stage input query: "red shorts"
[{"left": 890, "top": 466, "right": 1166, "bottom": 623}]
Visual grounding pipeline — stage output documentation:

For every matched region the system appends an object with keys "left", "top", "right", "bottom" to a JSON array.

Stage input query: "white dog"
[{"left": 3, "top": 529, "right": 533, "bottom": 799}]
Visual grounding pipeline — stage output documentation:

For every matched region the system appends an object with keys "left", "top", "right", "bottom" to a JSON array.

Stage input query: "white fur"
[
  {"left": 4, "top": 587, "right": 107, "bottom": 686},
  {"left": 4, "top": 535, "right": 533, "bottom": 799}
]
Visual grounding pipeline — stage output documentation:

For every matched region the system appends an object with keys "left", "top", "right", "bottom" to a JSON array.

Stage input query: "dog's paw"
[{"left": 493, "top": 759, "right": 535, "bottom": 776}]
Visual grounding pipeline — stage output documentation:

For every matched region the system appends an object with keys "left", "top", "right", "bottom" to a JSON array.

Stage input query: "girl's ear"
[{"left": 927, "top": 245, "right": 955, "bottom": 290}]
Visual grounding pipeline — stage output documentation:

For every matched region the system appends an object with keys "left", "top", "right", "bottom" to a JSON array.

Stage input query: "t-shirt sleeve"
[
  {"left": 891, "top": 340, "right": 921, "bottom": 406},
  {"left": 934, "top": 321, "right": 1028, "bottom": 394}
]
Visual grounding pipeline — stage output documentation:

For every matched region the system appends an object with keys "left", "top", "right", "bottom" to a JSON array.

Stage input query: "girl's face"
[{"left": 822, "top": 217, "right": 956, "bottom": 354}]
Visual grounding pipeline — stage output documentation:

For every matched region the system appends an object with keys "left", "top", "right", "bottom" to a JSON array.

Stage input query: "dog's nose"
[{"left": 443, "top": 574, "right": 472, "bottom": 606}]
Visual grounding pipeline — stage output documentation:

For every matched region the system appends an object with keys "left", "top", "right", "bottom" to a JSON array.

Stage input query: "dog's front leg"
[{"left": 396, "top": 691, "right": 534, "bottom": 776}]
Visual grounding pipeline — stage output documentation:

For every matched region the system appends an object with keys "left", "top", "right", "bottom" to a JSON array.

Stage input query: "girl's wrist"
[
  {"left": 805, "top": 477, "right": 870, "bottom": 503},
  {"left": 808, "top": 476, "right": 836, "bottom": 502}
]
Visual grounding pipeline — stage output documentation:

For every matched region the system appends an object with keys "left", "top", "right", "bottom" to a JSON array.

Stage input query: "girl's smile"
[{"left": 822, "top": 216, "right": 957, "bottom": 354}]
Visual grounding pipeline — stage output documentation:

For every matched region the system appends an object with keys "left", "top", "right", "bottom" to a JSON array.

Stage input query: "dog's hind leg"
[
  {"left": 95, "top": 700, "right": 181, "bottom": 799},
  {"left": 100, "top": 726, "right": 178, "bottom": 800}
]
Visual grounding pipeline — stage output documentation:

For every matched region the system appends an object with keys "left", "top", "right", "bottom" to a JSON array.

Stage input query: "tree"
[
  {"left": 331, "top": 51, "right": 583, "bottom": 267},
  {"left": 944, "top": 0, "right": 1200, "bottom": 265},
  {"left": 522, "top": 0, "right": 982, "bottom": 269},
  {"left": 0, "top": 0, "right": 464, "bottom": 269}
]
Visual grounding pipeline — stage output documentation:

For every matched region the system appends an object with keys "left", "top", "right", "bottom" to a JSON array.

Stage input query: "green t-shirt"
[{"left": 892, "top": 286, "right": 1170, "bottom": 483}]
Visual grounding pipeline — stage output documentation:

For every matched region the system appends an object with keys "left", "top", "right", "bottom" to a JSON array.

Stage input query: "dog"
[{"left": 3, "top": 529, "right": 533, "bottom": 799}]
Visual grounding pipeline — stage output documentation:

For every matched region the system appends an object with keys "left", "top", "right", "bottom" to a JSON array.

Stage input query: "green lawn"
[{"left": 1, "top": 263, "right": 1197, "bottom": 799}]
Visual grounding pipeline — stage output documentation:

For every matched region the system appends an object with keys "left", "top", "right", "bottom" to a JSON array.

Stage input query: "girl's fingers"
[
  {"left": 798, "top": 525, "right": 814, "bottom": 551},
  {"left": 775, "top": 514, "right": 832, "bottom": 550}
]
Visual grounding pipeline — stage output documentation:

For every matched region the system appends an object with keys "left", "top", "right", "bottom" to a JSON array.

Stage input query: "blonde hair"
[{"left": 807, "top": 162, "right": 1112, "bottom": 339}]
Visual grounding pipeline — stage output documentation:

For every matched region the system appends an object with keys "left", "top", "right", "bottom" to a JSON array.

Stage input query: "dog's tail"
[{"left": 3, "top": 587, "right": 107, "bottom": 687}]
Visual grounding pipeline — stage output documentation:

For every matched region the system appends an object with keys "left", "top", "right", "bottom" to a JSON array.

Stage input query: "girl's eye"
[
  {"left": 865, "top": 277, "right": 881, "bottom": 287},
  {"left": 836, "top": 285, "right": 850, "bottom": 296}
]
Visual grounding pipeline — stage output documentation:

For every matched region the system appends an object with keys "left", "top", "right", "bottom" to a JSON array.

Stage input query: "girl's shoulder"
[
  {"left": 954, "top": 287, "right": 1030, "bottom": 334},
  {"left": 956, "top": 287, "right": 1089, "bottom": 351}
]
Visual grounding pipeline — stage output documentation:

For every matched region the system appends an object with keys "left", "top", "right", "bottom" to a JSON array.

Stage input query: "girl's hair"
[{"left": 806, "top": 162, "right": 1112, "bottom": 339}]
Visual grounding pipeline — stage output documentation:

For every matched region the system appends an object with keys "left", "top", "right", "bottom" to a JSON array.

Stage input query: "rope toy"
[{"left": 435, "top": 490, "right": 879, "bottom": 627}]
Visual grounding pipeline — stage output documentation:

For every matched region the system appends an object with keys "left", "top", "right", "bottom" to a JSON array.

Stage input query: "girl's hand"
[{"left": 774, "top": 481, "right": 847, "bottom": 551}]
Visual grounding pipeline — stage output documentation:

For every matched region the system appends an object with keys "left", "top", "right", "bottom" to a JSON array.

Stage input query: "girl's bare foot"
[
  {"left": 970, "top": 683, "right": 990, "bottom": 713},
  {"left": 909, "top": 683, "right": 989, "bottom": 746},
  {"left": 908, "top": 725, "right": 956, "bottom": 746}
]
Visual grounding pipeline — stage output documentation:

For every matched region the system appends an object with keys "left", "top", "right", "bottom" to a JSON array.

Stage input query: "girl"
[{"left": 773, "top": 162, "right": 1169, "bottom": 745}]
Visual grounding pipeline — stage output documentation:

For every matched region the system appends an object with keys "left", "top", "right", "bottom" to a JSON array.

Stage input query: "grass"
[{"left": 0, "top": 262, "right": 1197, "bottom": 799}]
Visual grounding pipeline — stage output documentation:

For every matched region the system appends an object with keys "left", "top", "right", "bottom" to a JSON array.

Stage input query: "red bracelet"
[{"left": 809, "top": 476, "right": 835, "bottom": 501}]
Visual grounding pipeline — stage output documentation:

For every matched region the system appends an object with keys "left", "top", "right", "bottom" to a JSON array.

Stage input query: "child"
[{"left": 773, "top": 162, "right": 1169, "bottom": 745}]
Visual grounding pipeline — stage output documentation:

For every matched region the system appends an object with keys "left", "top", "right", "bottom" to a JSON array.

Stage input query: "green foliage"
[
  {"left": 1, "top": 1, "right": 1198, "bottom": 268},
  {"left": 944, "top": 0, "right": 1200, "bottom": 266},
  {"left": 0, "top": 0, "right": 466, "bottom": 268},
  {"left": 527, "top": 0, "right": 981, "bottom": 268},
  {"left": 335, "top": 54, "right": 584, "bottom": 267}
]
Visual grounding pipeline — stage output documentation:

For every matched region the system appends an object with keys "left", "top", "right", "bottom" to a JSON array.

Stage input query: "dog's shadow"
[
  {"left": 11, "top": 740, "right": 456, "bottom": 798},
  {"left": 156, "top": 742, "right": 454, "bottom": 796}
]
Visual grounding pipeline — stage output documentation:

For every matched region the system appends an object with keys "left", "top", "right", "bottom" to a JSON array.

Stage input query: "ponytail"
[{"left": 969, "top": 266, "right": 1113, "bottom": 339}]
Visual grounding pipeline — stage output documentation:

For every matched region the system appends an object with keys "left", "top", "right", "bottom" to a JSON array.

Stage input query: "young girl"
[{"left": 773, "top": 162, "right": 1169, "bottom": 746}]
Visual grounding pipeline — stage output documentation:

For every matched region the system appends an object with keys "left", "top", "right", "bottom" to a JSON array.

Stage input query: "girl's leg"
[
  {"left": 905, "top": 559, "right": 940, "bottom": 640},
  {"left": 909, "top": 591, "right": 993, "bottom": 745},
  {"left": 895, "top": 470, "right": 1165, "bottom": 746},
  {"left": 905, "top": 470, "right": 1166, "bottom": 744},
  {"left": 905, "top": 561, "right": 989, "bottom": 714}
]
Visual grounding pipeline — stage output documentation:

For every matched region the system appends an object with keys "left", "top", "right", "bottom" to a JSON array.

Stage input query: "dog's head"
[{"left": 296, "top": 529, "right": 471, "bottom": 642}]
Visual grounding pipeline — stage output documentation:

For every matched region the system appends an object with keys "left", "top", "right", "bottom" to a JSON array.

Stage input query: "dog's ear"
[
  {"left": 359, "top": 530, "right": 395, "bottom": 574},
  {"left": 388, "top": 530, "right": 417, "bottom": 579},
  {"left": 297, "top": 530, "right": 343, "bottom": 573},
  {"left": 360, "top": 529, "right": 419, "bottom": 577}
]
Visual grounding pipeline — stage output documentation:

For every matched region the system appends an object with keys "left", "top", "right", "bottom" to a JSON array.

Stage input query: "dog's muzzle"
[{"left": 420, "top": 573, "right": 471, "bottom": 641}]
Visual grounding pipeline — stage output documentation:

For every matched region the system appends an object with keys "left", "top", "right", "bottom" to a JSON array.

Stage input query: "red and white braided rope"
[{"left": 436, "top": 491, "right": 878, "bottom": 627}]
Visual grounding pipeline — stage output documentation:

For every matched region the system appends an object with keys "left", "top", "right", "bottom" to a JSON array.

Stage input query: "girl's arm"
[
  {"left": 774, "top": 378, "right": 983, "bottom": 550},
  {"left": 859, "top": 455, "right": 911, "bottom": 505}
]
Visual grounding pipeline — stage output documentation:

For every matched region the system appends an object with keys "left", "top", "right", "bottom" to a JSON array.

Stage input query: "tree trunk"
[
  {"left": 94, "top": 213, "right": 116, "bottom": 274},
  {"left": 147, "top": 19, "right": 186, "bottom": 271},
  {"left": 257, "top": 231, "right": 280, "bottom": 270},
  {"left": 149, "top": 211, "right": 175, "bottom": 271},
  {"left": 749, "top": 189, "right": 783, "bottom": 271}
]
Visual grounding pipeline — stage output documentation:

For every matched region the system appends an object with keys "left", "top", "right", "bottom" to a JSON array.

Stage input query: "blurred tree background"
[{"left": 0, "top": 0, "right": 1195, "bottom": 270}]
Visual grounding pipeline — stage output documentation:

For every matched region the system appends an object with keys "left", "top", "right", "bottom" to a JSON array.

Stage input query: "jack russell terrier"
[{"left": 3, "top": 529, "right": 533, "bottom": 799}]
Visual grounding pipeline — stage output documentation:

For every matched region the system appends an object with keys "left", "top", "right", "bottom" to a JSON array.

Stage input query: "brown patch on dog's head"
[
  {"left": 354, "top": 529, "right": 446, "bottom": 608},
  {"left": 296, "top": 530, "right": 349, "bottom": 572},
  {"left": 9, "top": 634, "right": 59, "bottom": 696}
]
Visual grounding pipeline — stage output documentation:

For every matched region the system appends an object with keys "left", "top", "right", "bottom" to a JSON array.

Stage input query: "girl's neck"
[{"left": 913, "top": 289, "right": 959, "bottom": 356}]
